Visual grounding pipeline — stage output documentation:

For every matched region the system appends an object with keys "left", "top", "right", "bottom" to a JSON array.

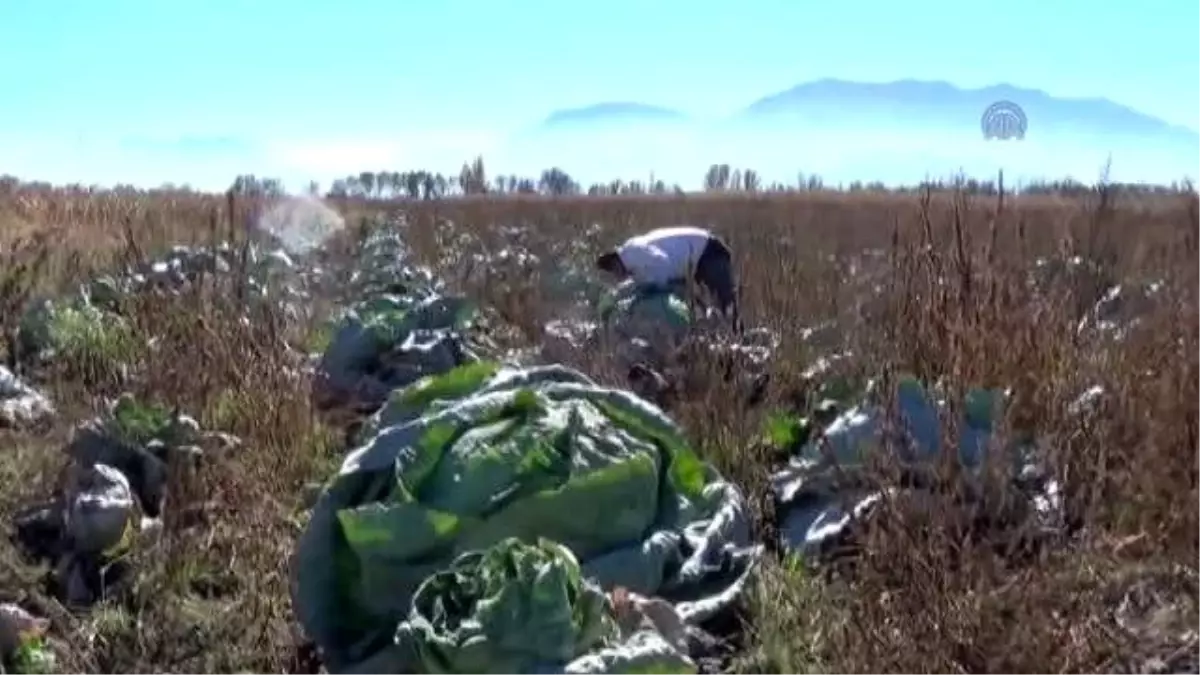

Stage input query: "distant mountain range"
[{"left": 535, "top": 79, "right": 1198, "bottom": 143}]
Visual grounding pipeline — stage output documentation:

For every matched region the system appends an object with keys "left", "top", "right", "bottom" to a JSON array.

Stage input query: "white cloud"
[
  {"left": 0, "top": 130, "right": 508, "bottom": 191},
  {"left": 261, "top": 130, "right": 503, "bottom": 181}
]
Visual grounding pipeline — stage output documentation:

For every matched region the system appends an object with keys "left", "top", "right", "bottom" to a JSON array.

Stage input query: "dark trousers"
[{"left": 693, "top": 237, "right": 742, "bottom": 332}]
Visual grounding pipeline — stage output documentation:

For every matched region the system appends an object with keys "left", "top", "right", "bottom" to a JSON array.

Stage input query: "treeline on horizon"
[{"left": 3, "top": 155, "right": 1196, "bottom": 200}]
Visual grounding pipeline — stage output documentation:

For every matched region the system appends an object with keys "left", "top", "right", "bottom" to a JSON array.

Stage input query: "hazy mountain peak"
[
  {"left": 539, "top": 102, "right": 689, "bottom": 129},
  {"left": 739, "top": 79, "right": 1194, "bottom": 139}
]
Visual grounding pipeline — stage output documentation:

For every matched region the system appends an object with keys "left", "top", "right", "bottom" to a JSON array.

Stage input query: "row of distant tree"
[
  {"left": 243, "top": 157, "right": 1199, "bottom": 200},
  {"left": 4, "top": 156, "right": 1195, "bottom": 200}
]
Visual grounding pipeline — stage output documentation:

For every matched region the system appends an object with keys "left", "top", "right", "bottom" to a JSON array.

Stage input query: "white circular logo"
[{"left": 981, "top": 101, "right": 1028, "bottom": 140}]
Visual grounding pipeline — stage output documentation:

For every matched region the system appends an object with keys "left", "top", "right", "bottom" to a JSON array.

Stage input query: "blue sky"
[{"left": 2, "top": 0, "right": 1197, "bottom": 189}]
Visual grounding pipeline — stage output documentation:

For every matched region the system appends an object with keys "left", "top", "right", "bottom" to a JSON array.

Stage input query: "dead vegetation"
[{"left": 0, "top": 180, "right": 1195, "bottom": 673}]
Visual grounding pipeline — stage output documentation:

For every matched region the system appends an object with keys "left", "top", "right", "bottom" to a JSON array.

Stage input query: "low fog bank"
[
  {"left": 493, "top": 126, "right": 1199, "bottom": 189},
  {"left": 5, "top": 124, "right": 1195, "bottom": 193}
]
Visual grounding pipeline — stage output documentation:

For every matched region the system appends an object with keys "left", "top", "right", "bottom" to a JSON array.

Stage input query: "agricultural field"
[{"left": 0, "top": 179, "right": 1195, "bottom": 674}]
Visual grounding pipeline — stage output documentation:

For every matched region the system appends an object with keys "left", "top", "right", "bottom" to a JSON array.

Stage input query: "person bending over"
[{"left": 596, "top": 225, "right": 741, "bottom": 332}]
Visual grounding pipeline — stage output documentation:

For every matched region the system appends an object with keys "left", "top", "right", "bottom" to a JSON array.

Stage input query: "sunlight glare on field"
[{"left": 255, "top": 194, "right": 346, "bottom": 255}]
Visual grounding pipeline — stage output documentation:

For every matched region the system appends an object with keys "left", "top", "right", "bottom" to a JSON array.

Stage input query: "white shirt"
[{"left": 616, "top": 226, "right": 713, "bottom": 286}]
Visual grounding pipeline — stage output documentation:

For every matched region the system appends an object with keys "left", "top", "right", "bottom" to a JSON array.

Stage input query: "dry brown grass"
[{"left": 0, "top": 181, "right": 1195, "bottom": 673}]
